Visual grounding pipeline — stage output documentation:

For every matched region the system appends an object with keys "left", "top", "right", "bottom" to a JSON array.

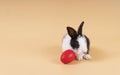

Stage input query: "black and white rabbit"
[{"left": 62, "top": 21, "right": 91, "bottom": 60}]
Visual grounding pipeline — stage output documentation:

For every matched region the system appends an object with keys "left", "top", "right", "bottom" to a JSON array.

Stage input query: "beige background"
[{"left": 0, "top": 0, "right": 120, "bottom": 75}]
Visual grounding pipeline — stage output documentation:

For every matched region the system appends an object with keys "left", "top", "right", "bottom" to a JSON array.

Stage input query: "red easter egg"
[{"left": 60, "top": 49, "right": 76, "bottom": 64}]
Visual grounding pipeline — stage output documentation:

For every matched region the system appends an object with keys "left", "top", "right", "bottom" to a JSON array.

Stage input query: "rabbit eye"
[{"left": 70, "top": 39, "right": 79, "bottom": 49}]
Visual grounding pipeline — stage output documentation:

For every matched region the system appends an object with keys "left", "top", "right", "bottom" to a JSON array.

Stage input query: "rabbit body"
[{"left": 62, "top": 21, "right": 91, "bottom": 60}]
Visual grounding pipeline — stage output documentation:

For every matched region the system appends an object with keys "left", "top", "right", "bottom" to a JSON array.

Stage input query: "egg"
[{"left": 60, "top": 50, "right": 76, "bottom": 64}]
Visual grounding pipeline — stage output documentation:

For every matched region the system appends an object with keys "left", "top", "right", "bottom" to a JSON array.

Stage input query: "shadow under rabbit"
[{"left": 39, "top": 44, "right": 110, "bottom": 64}]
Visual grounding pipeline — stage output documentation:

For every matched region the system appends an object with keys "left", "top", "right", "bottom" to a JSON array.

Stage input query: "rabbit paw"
[{"left": 83, "top": 54, "right": 92, "bottom": 60}]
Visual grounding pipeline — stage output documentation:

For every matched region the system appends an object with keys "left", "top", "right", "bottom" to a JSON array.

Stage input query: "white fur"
[
  {"left": 62, "top": 34, "right": 91, "bottom": 60},
  {"left": 62, "top": 34, "right": 73, "bottom": 52}
]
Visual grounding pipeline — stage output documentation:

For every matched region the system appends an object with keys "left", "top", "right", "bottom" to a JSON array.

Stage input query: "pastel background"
[{"left": 0, "top": 0, "right": 120, "bottom": 75}]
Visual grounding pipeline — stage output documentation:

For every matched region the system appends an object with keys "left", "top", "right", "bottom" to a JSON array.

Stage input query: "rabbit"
[{"left": 62, "top": 21, "right": 91, "bottom": 60}]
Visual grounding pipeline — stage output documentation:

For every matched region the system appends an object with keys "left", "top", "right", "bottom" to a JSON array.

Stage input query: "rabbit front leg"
[{"left": 75, "top": 50, "right": 85, "bottom": 60}]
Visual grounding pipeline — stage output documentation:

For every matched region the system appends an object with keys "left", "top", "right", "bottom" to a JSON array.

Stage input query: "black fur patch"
[
  {"left": 84, "top": 35, "right": 90, "bottom": 54},
  {"left": 78, "top": 21, "right": 84, "bottom": 36},
  {"left": 70, "top": 38, "right": 79, "bottom": 49}
]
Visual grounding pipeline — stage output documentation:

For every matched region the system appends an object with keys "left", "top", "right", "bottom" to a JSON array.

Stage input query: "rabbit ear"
[
  {"left": 78, "top": 21, "right": 84, "bottom": 36},
  {"left": 67, "top": 27, "right": 77, "bottom": 39}
]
